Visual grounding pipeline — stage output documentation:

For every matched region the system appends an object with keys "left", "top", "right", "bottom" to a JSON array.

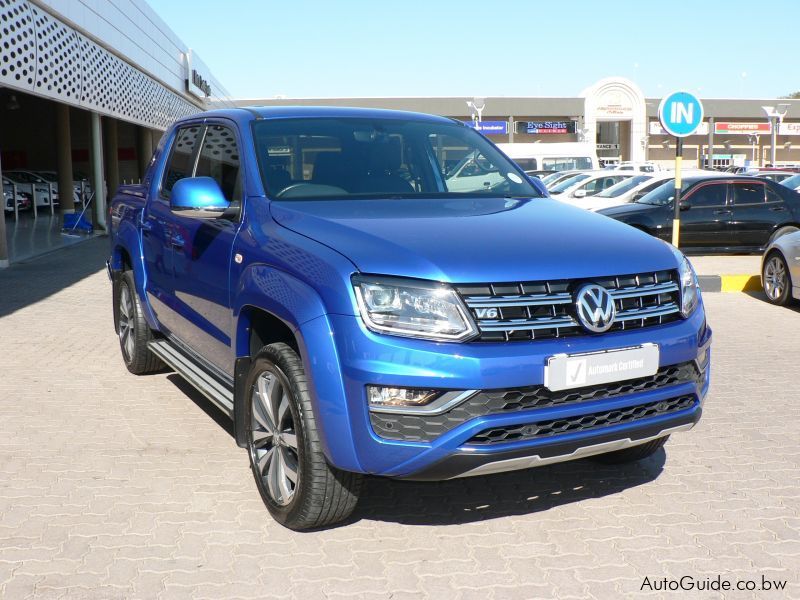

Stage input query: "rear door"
[
  {"left": 141, "top": 124, "right": 203, "bottom": 333},
  {"left": 168, "top": 122, "right": 244, "bottom": 374},
  {"left": 679, "top": 181, "right": 732, "bottom": 248},
  {"left": 730, "top": 180, "right": 784, "bottom": 248}
]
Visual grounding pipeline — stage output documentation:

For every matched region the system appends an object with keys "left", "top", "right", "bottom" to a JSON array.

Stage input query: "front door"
[
  {"left": 141, "top": 124, "right": 203, "bottom": 334},
  {"left": 169, "top": 123, "right": 244, "bottom": 374},
  {"left": 679, "top": 181, "right": 733, "bottom": 249}
]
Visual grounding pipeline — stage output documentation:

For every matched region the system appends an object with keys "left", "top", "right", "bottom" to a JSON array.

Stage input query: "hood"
[
  {"left": 597, "top": 201, "right": 663, "bottom": 218},
  {"left": 270, "top": 197, "right": 679, "bottom": 283}
]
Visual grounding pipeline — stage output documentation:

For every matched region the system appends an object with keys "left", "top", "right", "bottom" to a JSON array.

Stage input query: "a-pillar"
[
  {"left": 90, "top": 112, "right": 107, "bottom": 230},
  {"left": 137, "top": 126, "right": 154, "bottom": 180},
  {"left": 104, "top": 117, "right": 119, "bottom": 197},
  {"left": 56, "top": 104, "right": 75, "bottom": 214}
]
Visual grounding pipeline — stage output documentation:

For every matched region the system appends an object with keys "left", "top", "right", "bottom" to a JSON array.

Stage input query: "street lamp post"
[
  {"left": 762, "top": 104, "right": 790, "bottom": 166},
  {"left": 748, "top": 133, "right": 759, "bottom": 164},
  {"left": 466, "top": 98, "right": 485, "bottom": 127}
]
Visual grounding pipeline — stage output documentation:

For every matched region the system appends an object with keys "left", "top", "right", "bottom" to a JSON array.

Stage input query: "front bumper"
[{"left": 298, "top": 302, "right": 711, "bottom": 479}]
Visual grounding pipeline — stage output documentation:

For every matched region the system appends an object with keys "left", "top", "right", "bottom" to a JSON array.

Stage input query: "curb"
[{"left": 698, "top": 274, "right": 761, "bottom": 293}]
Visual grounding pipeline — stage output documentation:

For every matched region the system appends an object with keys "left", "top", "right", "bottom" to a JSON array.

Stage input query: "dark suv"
[{"left": 598, "top": 176, "right": 800, "bottom": 252}]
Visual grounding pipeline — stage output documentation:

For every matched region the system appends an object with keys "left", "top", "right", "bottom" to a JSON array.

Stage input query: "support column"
[
  {"left": 56, "top": 104, "right": 75, "bottom": 214},
  {"left": 137, "top": 126, "right": 154, "bottom": 180},
  {"left": 707, "top": 117, "right": 715, "bottom": 169},
  {"left": 103, "top": 117, "right": 119, "bottom": 197},
  {"left": 0, "top": 151, "right": 9, "bottom": 268},
  {"left": 508, "top": 115, "right": 514, "bottom": 143},
  {"left": 90, "top": 112, "right": 107, "bottom": 231}
]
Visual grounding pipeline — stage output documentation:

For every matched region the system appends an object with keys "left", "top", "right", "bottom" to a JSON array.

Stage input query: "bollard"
[
  {"left": 80, "top": 181, "right": 85, "bottom": 209},
  {"left": 49, "top": 183, "right": 55, "bottom": 216},
  {"left": 31, "top": 186, "right": 38, "bottom": 220},
  {"left": 12, "top": 183, "right": 18, "bottom": 222}
]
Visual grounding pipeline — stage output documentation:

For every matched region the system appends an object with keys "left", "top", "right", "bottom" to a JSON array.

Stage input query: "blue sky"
[{"left": 151, "top": 0, "right": 798, "bottom": 100}]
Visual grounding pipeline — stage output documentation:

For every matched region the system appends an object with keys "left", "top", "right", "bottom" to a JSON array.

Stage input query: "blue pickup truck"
[{"left": 108, "top": 107, "right": 711, "bottom": 530}]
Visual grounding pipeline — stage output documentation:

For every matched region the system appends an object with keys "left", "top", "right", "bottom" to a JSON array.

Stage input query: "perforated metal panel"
[
  {"left": 0, "top": 0, "right": 36, "bottom": 91},
  {"left": 30, "top": 4, "right": 81, "bottom": 100},
  {"left": 0, "top": 0, "right": 202, "bottom": 130}
]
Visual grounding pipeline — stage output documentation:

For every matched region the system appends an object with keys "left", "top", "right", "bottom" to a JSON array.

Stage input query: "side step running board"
[{"left": 148, "top": 339, "right": 234, "bottom": 418}]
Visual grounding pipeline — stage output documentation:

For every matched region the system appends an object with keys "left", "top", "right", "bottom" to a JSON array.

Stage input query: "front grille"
[
  {"left": 456, "top": 270, "right": 682, "bottom": 342},
  {"left": 369, "top": 361, "right": 703, "bottom": 442},
  {"left": 466, "top": 395, "right": 696, "bottom": 446}
]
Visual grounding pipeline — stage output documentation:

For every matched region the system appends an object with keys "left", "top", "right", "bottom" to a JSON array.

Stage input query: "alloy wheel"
[
  {"left": 250, "top": 370, "right": 299, "bottom": 506},
  {"left": 118, "top": 285, "right": 135, "bottom": 361},
  {"left": 764, "top": 256, "right": 787, "bottom": 301}
]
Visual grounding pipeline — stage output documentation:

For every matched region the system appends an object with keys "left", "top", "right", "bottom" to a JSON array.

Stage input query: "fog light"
[{"left": 367, "top": 385, "right": 440, "bottom": 408}]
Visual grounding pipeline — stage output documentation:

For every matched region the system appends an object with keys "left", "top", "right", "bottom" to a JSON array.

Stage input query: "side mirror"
[
  {"left": 170, "top": 177, "right": 230, "bottom": 219},
  {"left": 631, "top": 192, "right": 644, "bottom": 201},
  {"left": 679, "top": 200, "right": 691, "bottom": 211},
  {"left": 573, "top": 189, "right": 587, "bottom": 198}
]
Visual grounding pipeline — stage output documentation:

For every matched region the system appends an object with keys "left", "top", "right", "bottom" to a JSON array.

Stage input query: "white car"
[
  {"left": 445, "top": 152, "right": 505, "bottom": 192},
  {"left": 762, "top": 229, "right": 800, "bottom": 306},
  {"left": 779, "top": 174, "right": 800, "bottom": 191},
  {"left": 569, "top": 170, "right": 722, "bottom": 212},
  {"left": 37, "top": 171, "right": 92, "bottom": 206},
  {"left": 4, "top": 170, "right": 59, "bottom": 209},
  {"left": 549, "top": 171, "right": 634, "bottom": 203}
]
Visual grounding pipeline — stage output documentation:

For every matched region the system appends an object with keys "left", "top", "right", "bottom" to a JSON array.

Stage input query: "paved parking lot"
[{"left": 0, "top": 239, "right": 798, "bottom": 599}]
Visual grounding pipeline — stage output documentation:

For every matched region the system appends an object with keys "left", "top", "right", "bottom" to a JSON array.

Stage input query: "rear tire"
[
  {"left": 113, "top": 271, "right": 164, "bottom": 374},
  {"left": 762, "top": 251, "right": 793, "bottom": 306},
  {"left": 244, "top": 343, "right": 362, "bottom": 530},
  {"left": 591, "top": 436, "right": 668, "bottom": 464}
]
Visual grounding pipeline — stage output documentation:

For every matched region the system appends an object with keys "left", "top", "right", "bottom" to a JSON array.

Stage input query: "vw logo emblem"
[{"left": 575, "top": 284, "right": 616, "bottom": 333}]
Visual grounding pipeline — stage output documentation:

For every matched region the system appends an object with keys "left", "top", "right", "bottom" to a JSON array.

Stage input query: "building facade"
[{"left": 239, "top": 77, "right": 800, "bottom": 170}]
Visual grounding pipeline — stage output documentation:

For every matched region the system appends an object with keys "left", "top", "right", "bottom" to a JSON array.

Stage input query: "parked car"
[
  {"left": 747, "top": 171, "right": 796, "bottom": 183},
  {"left": 523, "top": 169, "right": 556, "bottom": 179},
  {"left": 550, "top": 171, "right": 634, "bottom": 202},
  {"left": 2, "top": 177, "right": 32, "bottom": 212},
  {"left": 779, "top": 174, "right": 800, "bottom": 191},
  {"left": 583, "top": 171, "right": 719, "bottom": 212},
  {"left": 108, "top": 107, "right": 711, "bottom": 530},
  {"left": 4, "top": 170, "right": 59, "bottom": 208},
  {"left": 597, "top": 175, "right": 800, "bottom": 253},
  {"left": 608, "top": 162, "right": 661, "bottom": 173},
  {"left": 762, "top": 230, "right": 800, "bottom": 305},
  {"left": 541, "top": 170, "right": 586, "bottom": 188},
  {"left": 37, "top": 170, "right": 93, "bottom": 205},
  {"left": 497, "top": 142, "right": 598, "bottom": 172}
]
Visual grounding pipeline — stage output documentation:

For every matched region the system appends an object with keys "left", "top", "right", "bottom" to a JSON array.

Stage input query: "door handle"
[
  {"left": 769, "top": 205, "right": 787, "bottom": 212},
  {"left": 713, "top": 209, "right": 732, "bottom": 215}
]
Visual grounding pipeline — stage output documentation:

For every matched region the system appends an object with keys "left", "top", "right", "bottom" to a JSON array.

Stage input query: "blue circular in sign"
[{"left": 658, "top": 91, "right": 704, "bottom": 137}]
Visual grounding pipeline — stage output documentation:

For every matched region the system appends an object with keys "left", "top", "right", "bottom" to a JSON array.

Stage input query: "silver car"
[{"left": 762, "top": 230, "right": 800, "bottom": 305}]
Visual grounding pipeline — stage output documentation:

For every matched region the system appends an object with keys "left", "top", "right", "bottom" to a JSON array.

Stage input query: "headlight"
[
  {"left": 675, "top": 252, "right": 700, "bottom": 317},
  {"left": 352, "top": 275, "right": 477, "bottom": 342}
]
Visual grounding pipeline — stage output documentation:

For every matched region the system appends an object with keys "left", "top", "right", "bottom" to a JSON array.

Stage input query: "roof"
[{"left": 181, "top": 105, "right": 457, "bottom": 124}]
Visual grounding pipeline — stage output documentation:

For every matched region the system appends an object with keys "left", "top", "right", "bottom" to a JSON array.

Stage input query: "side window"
[
  {"left": 162, "top": 126, "right": 202, "bottom": 198},
  {"left": 732, "top": 182, "right": 766, "bottom": 205},
  {"left": 766, "top": 186, "right": 784, "bottom": 204},
  {"left": 687, "top": 183, "right": 727, "bottom": 207},
  {"left": 195, "top": 125, "right": 242, "bottom": 206}
]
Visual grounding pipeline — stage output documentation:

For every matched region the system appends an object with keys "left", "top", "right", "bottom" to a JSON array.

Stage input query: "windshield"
[
  {"left": 549, "top": 173, "right": 591, "bottom": 193},
  {"left": 542, "top": 157, "right": 593, "bottom": 171},
  {"left": 252, "top": 118, "right": 540, "bottom": 200},
  {"left": 596, "top": 175, "right": 652, "bottom": 198},
  {"left": 636, "top": 180, "right": 686, "bottom": 205},
  {"left": 780, "top": 174, "right": 800, "bottom": 189},
  {"left": 37, "top": 172, "right": 58, "bottom": 182},
  {"left": 540, "top": 171, "right": 567, "bottom": 185}
]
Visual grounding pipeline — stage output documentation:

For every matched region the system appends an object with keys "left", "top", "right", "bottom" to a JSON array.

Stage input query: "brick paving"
[{"left": 0, "top": 238, "right": 798, "bottom": 599}]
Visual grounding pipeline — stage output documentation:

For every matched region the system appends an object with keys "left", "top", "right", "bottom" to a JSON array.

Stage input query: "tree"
[{"left": 780, "top": 91, "right": 800, "bottom": 99}]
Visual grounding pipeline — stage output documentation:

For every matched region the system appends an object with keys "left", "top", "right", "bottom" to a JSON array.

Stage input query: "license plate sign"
[{"left": 544, "top": 344, "right": 659, "bottom": 392}]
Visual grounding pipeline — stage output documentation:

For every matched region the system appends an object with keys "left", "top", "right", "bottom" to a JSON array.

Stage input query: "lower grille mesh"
[{"left": 466, "top": 395, "right": 696, "bottom": 445}]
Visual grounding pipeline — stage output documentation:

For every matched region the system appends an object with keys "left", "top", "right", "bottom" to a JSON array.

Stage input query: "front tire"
[
  {"left": 762, "top": 251, "right": 793, "bottom": 306},
  {"left": 244, "top": 343, "right": 362, "bottom": 530},
  {"left": 591, "top": 436, "right": 668, "bottom": 464},
  {"left": 113, "top": 271, "right": 164, "bottom": 374}
]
